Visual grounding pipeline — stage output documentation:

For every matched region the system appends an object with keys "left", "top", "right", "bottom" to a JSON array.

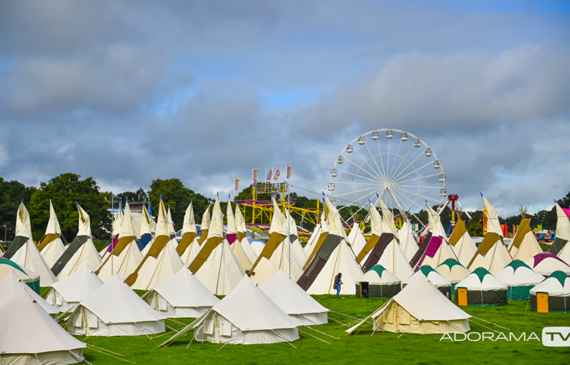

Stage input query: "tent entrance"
[
  {"left": 457, "top": 288, "right": 468, "bottom": 306},
  {"left": 536, "top": 292, "right": 549, "bottom": 313},
  {"left": 358, "top": 282, "right": 369, "bottom": 298}
]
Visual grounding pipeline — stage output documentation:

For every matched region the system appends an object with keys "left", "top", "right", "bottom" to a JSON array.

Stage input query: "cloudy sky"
[{"left": 0, "top": 0, "right": 568, "bottom": 217}]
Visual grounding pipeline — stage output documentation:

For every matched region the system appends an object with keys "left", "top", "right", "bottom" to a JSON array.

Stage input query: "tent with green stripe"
[
  {"left": 406, "top": 265, "right": 451, "bottom": 299},
  {"left": 455, "top": 267, "right": 507, "bottom": 306},
  {"left": 0, "top": 258, "right": 41, "bottom": 294},
  {"left": 530, "top": 271, "right": 569, "bottom": 312},
  {"left": 495, "top": 260, "right": 544, "bottom": 300},
  {"left": 435, "top": 258, "right": 470, "bottom": 294},
  {"left": 355, "top": 265, "right": 401, "bottom": 297}
]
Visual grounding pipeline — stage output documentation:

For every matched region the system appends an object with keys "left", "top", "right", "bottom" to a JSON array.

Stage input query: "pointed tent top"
[
  {"left": 76, "top": 203, "right": 92, "bottom": 237},
  {"left": 182, "top": 201, "right": 197, "bottom": 234},
  {"left": 369, "top": 203, "right": 383, "bottom": 236},
  {"left": 379, "top": 199, "right": 398, "bottom": 235},
  {"left": 506, "top": 259, "right": 532, "bottom": 271},
  {"left": 208, "top": 195, "right": 224, "bottom": 238},
  {"left": 269, "top": 196, "right": 286, "bottom": 235},
  {"left": 226, "top": 198, "right": 237, "bottom": 235},
  {"left": 481, "top": 196, "right": 503, "bottom": 236},
  {"left": 201, "top": 205, "right": 211, "bottom": 230},
  {"left": 155, "top": 198, "right": 169, "bottom": 237}
]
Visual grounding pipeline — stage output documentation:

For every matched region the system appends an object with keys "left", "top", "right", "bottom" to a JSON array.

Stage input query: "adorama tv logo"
[{"left": 542, "top": 327, "right": 570, "bottom": 347}]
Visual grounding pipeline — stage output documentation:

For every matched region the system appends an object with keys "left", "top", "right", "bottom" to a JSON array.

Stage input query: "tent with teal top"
[
  {"left": 355, "top": 265, "right": 401, "bottom": 298},
  {"left": 407, "top": 265, "right": 451, "bottom": 299},
  {"left": 435, "top": 258, "right": 471, "bottom": 295},
  {"left": 530, "top": 271, "right": 569, "bottom": 312},
  {"left": 0, "top": 258, "right": 41, "bottom": 294},
  {"left": 495, "top": 260, "right": 545, "bottom": 300},
  {"left": 455, "top": 267, "right": 507, "bottom": 306}
]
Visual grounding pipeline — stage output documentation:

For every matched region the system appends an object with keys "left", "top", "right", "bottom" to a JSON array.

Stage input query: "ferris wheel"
[{"left": 328, "top": 129, "right": 446, "bottom": 227}]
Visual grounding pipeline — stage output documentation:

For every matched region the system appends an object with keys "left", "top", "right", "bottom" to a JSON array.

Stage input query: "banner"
[
  {"left": 274, "top": 168, "right": 280, "bottom": 180},
  {"left": 234, "top": 177, "right": 241, "bottom": 191},
  {"left": 252, "top": 168, "right": 259, "bottom": 184},
  {"left": 286, "top": 165, "right": 292, "bottom": 179},
  {"left": 266, "top": 167, "right": 273, "bottom": 181}
]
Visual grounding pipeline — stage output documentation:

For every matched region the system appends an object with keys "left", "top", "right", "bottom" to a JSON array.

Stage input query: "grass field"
[{"left": 74, "top": 295, "right": 569, "bottom": 364}]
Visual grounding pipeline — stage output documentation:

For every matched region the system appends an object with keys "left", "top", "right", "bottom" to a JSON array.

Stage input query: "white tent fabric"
[
  {"left": 97, "top": 203, "right": 142, "bottom": 282},
  {"left": 9, "top": 202, "right": 57, "bottom": 286},
  {"left": 397, "top": 221, "right": 418, "bottom": 262},
  {"left": 251, "top": 241, "right": 265, "bottom": 257},
  {"left": 495, "top": 261, "right": 545, "bottom": 287},
  {"left": 56, "top": 237, "right": 102, "bottom": 280},
  {"left": 261, "top": 270, "right": 329, "bottom": 325},
  {"left": 525, "top": 253, "right": 570, "bottom": 276},
  {"left": 306, "top": 239, "right": 363, "bottom": 295},
  {"left": 231, "top": 235, "right": 253, "bottom": 271},
  {"left": 435, "top": 259, "right": 471, "bottom": 284},
  {"left": 426, "top": 204, "right": 447, "bottom": 238},
  {"left": 194, "top": 239, "right": 245, "bottom": 295},
  {"left": 406, "top": 266, "right": 451, "bottom": 290},
  {"left": 161, "top": 275, "right": 299, "bottom": 345},
  {"left": 146, "top": 268, "right": 219, "bottom": 318},
  {"left": 529, "top": 272, "right": 570, "bottom": 297},
  {"left": 347, "top": 223, "right": 367, "bottom": 258},
  {"left": 555, "top": 203, "right": 570, "bottom": 241},
  {"left": 67, "top": 274, "right": 165, "bottom": 337},
  {"left": 373, "top": 237, "right": 414, "bottom": 282},
  {"left": 448, "top": 218, "right": 478, "bottom": 267},
  {"left": 47, "top": 266, "right": 104, "bottom": 313},
  {"left": 0, "top": 271, "right": 58, "bottom": 317},
  {"left": 40, "top": 200, "right": 66, "bottom": 268},
  {"left": 356, "top": 266, "right": 401, "bottom": 286},
  {"left": 181, "top": 239, "right": 201, "bottom": 266},
  {"left": 508, "top": 218, "right": 542, "bottom": 262},
  {"left": 235, "top": 204, "right": 258, "bottom": 263},
  {"left": 482, "top": 195, "right": 503, "bottom": 236},
  {"left": 0, "top": 286, "right": 86, "bottom": 364},
  {"left": 468, "top": 237, "right": 512, "bottom": 274},
  {"left": 346, "top": 273, "right": 470, "bottom": 335},
  {"left": 456, "top": 269, "right": 507, "bottom": 291},
  {"left": 303, "top": 224, "right": 322, "bottom": 255},
  {"left": 250, "top": 236, "right": 305, "bottom": 286},
  {"left": 130, "top": 239, "right": 184, "bottom": 291}
]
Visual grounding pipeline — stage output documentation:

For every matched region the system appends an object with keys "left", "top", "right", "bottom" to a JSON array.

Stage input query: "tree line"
[{"left": 0, "top": 172, "right": 568, "bottom": 243}]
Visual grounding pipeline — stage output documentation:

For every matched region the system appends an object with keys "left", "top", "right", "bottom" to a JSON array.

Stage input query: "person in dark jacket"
[{"left": 334, "top": 273, "right": 343, "bottom": 298}]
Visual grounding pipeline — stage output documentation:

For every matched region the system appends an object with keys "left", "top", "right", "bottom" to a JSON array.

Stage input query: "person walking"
[{"left": 334, "top": 272, "right": 343, "bottom": 298}]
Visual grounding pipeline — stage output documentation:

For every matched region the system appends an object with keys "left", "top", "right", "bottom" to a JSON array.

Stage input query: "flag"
[
  {"left": 273, "top": 168, "right": 280, "bottom": 181},
  {"left": 266, "top": 167, "right": 273, "bottom": 181},
  {"left": 286, "top": 165, "right": 292, "bottom": 179},
  {"left": 252, "top": 168, "right": 259, "bottom": 184},
  {"left": 234, "top": 177, "right": 241, "bottom": 191},
  {"left": 104, "top": 196, "right": 109, "bottom": 202}
]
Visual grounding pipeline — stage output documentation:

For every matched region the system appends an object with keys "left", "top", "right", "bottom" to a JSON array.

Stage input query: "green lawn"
[{"left": 75, "top": 295, "right": 569, "bottom": 364}]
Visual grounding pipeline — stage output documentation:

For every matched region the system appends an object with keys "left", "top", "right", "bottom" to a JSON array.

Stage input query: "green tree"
[
  {"left": 29, "top": 173, "right": 112, "bottom": 241},
  {"left": 0, "top": 178, "right": 36, "bottom": 241},
  {"left": 147, "top": 179, "right": 212, "bottom": 231}
]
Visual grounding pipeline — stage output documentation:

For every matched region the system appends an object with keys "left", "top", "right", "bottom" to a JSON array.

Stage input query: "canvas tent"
[
  {"left": 549, "top": 203, "right": 570, "bottom": 263},
  {"left": 495, "top": 260, "right": 545, "bottom": 300},
  {"left": 435, "top": 258, "right": 471, "bottom": 294},
  {"left": 411, "top": 204, "right": 458, "bottom": 270},
  {"left": 52, "top": 203, "right": 102, "bottom": 280},
  {"left": 508, "top": 217, "right": 542, "bottom": 261},
  {"left": 189, "top": 196, "right": 245, "bottom": 295},
  {"left": 530, "top": 271, "right": 569, "bottom": 313},
  {"left": 177, "top": 201, "right": 199, "bottom": 260},
  {"left": 235, "top": 202, "right": 258, "bottom": 264},
  {"left": 160, "top": 276, "right": 299, "bottom": 346},
  {"left": 0, "top": 286, "right": 86, "bottom": 364},
  {"left": 355, "top": 201, "right": 384, "bottom": 265},
  {"left": 455, "top": 267, "right": 508, "bottom": 306},
  {"left": 298, "top": 196, "right": 363, "bottom": 295},
  {"left": 38, "top": 200, "right": 66, "bottom": 268},
  {"left": 96, "top": 202, "right": 142, "bottom": 281},
  {"left": 0, "top": 257, "right": 40, "bottom": 293},
  {"left": 467, "top": 195, "right": 512, "bottom": 274},
  {"left": 197, "top": 205, "right": 211, "bottom": 246},
  {"left": 448, "top": 216, "right": 477, "bottom": 267},
  {"left": 137, "top": 205, "right": 155, "bottom": 251},
  {"left": 524, "top": 253, "right": 570, "bottom": 276},
  {"left": 407, "top": 265, "right": 452, "bottom": 298},
  {"left": 346, "top": 273, "right": 470, "bottom": 335},
  {"left": 346, "top": 223, "right": 367, "bottom": 259},
  {"left": 261, "top": 270, "right": 329, "bottom": 325},
  {"left": 3, "top": 201, "right": 57, "bottom": 286},
  {"left": 125, "top": 199, "right": 183, "bottom": 290},
  {"left": 397, "top": 220, "right": 419, "bottom": 262},
  {"left": 355, "top": 265, "right": 401, "bottom": 298},
  {"left": 67, "top": 274, "right": 165, "bottom": 337},
  {"left": 46, "top": 266, "right": 104, "bottom": 312},
  {"left": 145, "top": 268, "right": 219, "bottom": 318},
  {"left": 0, "top": 271, "right": 59, "bottom": 317}
]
